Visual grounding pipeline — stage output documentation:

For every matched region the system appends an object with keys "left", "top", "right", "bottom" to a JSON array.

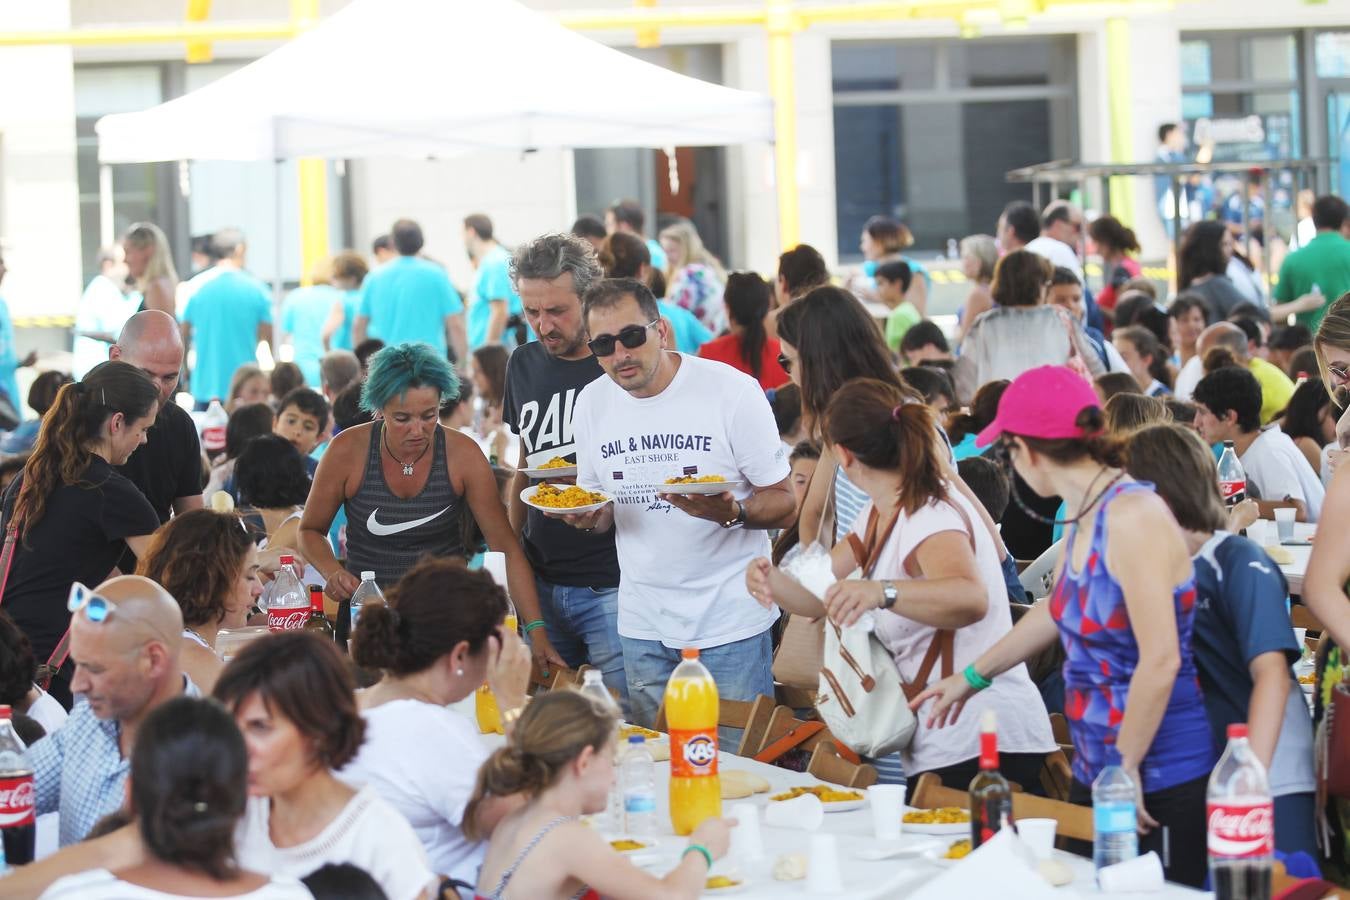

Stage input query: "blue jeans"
[
  {"left": 621, "top": 629, "right": 774, "bottom": 750},
  {"left": 535, "top": 578, "right": 628, "bottom": 710}
]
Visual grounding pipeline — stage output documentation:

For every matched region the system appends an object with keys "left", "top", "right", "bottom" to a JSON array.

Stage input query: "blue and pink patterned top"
[{"left": 1050, "top": 481, "right": 1215, "bottom": 792}]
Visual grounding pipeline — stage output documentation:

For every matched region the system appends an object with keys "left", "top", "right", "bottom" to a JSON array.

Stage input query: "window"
[
  {"left": 1180, "top": 31, "right": 1301, "bottom": 161},
  {"left": 831, "top": 37, "right": 1077, "bottom": 256}
]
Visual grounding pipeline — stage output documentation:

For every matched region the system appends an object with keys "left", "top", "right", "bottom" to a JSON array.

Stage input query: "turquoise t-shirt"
[
  {"left": 330, "top": 289, "right": 362, "bottom": 351},
  {"left": 647, "top": 239, "right": 668, "bottom": 272},
  {"left": 0, "top": 296, "right": 18, "bottom": 412},
  {"left": 658, "top": 300, "right": 712, "bottom": 354},
  {"left": 357, "top": 256, "right": 463, "bottom": 355},
  {"left": 282, "top": 284, "right": 342, "bottom": 387},
  {"left": 467, "top": 245, "right": 523, "bottom": 351},
  {"left": 183, "top": 269, "right": 273, "bottom": 403}
]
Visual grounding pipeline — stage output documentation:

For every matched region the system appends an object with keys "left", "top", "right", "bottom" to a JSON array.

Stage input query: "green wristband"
[
  {"left": 963, "top": 664, "right": 992, "bottom": 692},
  {"left": 522, "top": 619, "right": 546, "bottom": 635},
  {"left": 683, "top": 843, "right": 713, "bottom": 869}
]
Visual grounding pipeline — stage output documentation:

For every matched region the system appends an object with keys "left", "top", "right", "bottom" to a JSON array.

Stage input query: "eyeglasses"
[
  {"left": 68, "top": 582, "right": 117, "bottom": 624},
  {"left": 588, "top": 320, "right": 659, "bottom": 357},
  {"left": 1328, "top": 363, "right": 1350, "bottom": 383},
  {"left": 778, "top": 353, "right": 794, "bottom": 374}
]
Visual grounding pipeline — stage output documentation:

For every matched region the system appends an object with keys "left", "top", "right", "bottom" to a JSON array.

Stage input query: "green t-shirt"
[
  {"left": 1273, "top": 231, "right": 1350, "bottom": 331},
  {"left": 885, "top": 301, "right": 922, "bottom": 351}
]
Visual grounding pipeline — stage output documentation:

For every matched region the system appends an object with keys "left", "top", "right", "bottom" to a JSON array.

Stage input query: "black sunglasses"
[
  {"left": 778, "top": 353, "right": 793, "bottom": 374},
  {"left": 589, "top": 320, "right": 659, "bottom": 357}
]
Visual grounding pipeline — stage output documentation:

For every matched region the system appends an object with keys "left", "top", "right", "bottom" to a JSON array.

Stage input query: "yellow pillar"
[
  {"left": 635, "top": 0, "right": 660, "bottom": 48},
  {"left": 291, "top": 0, "right": 328, "bottom": 285},
  {"left": 766, "top": 0, "right": 801, "bottom": 251},
  {"left": 1105, "top": 17, "right": 1136, "bottom": 226},
  {"left": 185, "top": 0, "right": 213, "bottom": 63}
]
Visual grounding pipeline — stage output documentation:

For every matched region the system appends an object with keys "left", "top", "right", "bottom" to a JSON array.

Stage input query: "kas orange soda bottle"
[
  {"left": 666, "top": 647, "right": 721, "bottom": 835},
  {"left": 476, "top": 558, "right": 518, "bottom": 735}
]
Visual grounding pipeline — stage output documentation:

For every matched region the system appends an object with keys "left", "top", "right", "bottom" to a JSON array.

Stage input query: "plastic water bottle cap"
[
  {"left": 280, "top": 554, "right": 294, "bottom": 565},
  {"left": 361, "top": 571, "right": 376, "bottom": 581},
  {"left": 629, "top": 735, "right": 645, "bottom": 743}
]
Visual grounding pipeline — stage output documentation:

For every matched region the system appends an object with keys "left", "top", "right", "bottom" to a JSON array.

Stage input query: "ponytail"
[
  {"left": 824, "top": 377, "right": 946, "bottom": 515},
  {"left": 13, "top": 361, "right": 158, "bottom": 534},
  {"left": 1203, "top": 345, "right": 1240, "bottom": 374},
  {"left": 1116, "top": 325, "right": 1174, "bottom": 390},
  {"left": 724, "top": 273, "right": 772, "bottom": 380},
  {"left": 462, "top": 690, "right": 616, "bottom": 840}
]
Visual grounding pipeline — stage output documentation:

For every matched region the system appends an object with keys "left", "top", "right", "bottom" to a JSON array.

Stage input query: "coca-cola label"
[
  {"left": 1219, "top": 480, "right": 1245, "bottom": 501},
  {"left": 202, "top": 425, "right": 226, "bottom": 452},
  {"left": 0, "top": 775, "right": 35, "bottom": 827},
  {"left": 1207, "top": 800, "right": 1274, "bottom": 858},
  {"left": 267, "top": 608, "right": 309, "bottom": 632}
]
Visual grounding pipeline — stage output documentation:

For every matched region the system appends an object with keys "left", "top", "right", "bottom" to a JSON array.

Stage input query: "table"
[
  {"left": 459, "top": 700, "right": 1204, "bottom": 898},
  {"left": 1245, "top": 519, "right": 1315, "bottom": 596}
]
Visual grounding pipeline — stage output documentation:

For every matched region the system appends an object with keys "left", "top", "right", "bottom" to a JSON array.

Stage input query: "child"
[
  {"left": 875, "top": 260, "right": 920, "bottom": 352},
  {"left": 273, "top": 387, "right": 329, "bottom": 475},
  {"left": 468, "top": 691, "right": 733, "bottom": 900}
]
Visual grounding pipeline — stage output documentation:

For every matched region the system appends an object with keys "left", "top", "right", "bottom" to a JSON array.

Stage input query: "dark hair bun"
[{"left": 348, "top": 602, "right": 401, "bottom": 670}]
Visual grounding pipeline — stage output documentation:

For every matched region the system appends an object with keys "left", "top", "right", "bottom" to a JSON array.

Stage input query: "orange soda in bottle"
[
  {"left": 666, "top": 647, "right": 721, "bottom": 835},
  {"left": 476, "top": 560, "right": 517, "bottom": 735}
]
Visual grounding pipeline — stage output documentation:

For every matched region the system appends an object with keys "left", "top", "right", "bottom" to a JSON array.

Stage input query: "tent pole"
[
  {"left": 766, "top": 0, "right": 800, "bottom": 250},
  {"left": 99, "top": 165, "right": 115, "bottom": 248}
]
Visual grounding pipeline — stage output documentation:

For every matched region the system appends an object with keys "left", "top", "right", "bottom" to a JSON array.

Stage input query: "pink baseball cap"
[{"left": 976, "top": 365, "right": 1101, "bottom": 447}]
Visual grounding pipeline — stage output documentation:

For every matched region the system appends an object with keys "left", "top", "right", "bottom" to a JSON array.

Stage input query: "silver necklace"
[{"left": 383, "top": 430, "right": 430, "bottom": 476}]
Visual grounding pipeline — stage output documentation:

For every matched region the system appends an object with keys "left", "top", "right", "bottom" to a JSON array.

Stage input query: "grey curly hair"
[{"left": 510, "top": 233, "right": 602, "bottom": 299}]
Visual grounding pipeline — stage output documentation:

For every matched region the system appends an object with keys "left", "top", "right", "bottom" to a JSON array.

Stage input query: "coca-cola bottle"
[
  {"left": 200, "top": 398, "right": 228, "bottom": 456},
  {"left": 1217, "top": 441, "right": 1247, "bottom": 507},
  {"left": 968, "top": 709, "right": 1014, "bottom": 849},
  {"left": 1208, "top": 723, "right": 1273, "bottom": 900},
  {"left": 266, "top": 555, "right": 308, "bottom": 632},
  {"left": 0, "top": 705, "right": 35, "bottom": 867},
  {"left": 304, "top": 585, "right": 334, "bottom": 640}
]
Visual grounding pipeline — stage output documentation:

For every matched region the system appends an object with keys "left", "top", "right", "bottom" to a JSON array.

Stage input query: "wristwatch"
[
  {"left": 880, "top": 581, "right": 899, "bottom": 610},
  {"left": 720, "top": 500, "right": 747, "bottom": 529}
]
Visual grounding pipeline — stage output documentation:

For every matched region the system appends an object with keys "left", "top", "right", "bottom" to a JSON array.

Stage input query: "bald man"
[
  {"left": 1184, "top": 321, "right": 1294, "bottom": 424},
  {"left": 109, "top": 311, "right": 204, "bottom": 525},
  {"left": 29, "top": 576, "right": 196, "bottom": 847}
]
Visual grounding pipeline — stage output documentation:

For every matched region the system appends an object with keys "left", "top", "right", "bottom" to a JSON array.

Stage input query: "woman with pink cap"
[{"left": 913, "top": 365, "right": 1214, "bottom": 888}]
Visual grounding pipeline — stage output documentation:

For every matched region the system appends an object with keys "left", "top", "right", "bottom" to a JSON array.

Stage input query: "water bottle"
[
  {"left": 621, "top": 735, "right": 658, "bottom": 838},
  {"left": 946, "top": 237, "right": 959, "bottom": 260},
  {"left": 349, "top": 571, "right": 385, "bottom": 634},
  {"left": 1092, "top": 754, "right": 1139, "bottom": 878},
  {"left": 579, "top": 669, "right": 623, "bottom": 832}
]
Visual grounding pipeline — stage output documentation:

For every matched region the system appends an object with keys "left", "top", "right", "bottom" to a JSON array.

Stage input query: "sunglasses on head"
[
  {"left": 588, "top": 320, "right": 659, "bottom": 357},
  {"left": 68, "top": 582, "right": 117, "bottom": 624}
]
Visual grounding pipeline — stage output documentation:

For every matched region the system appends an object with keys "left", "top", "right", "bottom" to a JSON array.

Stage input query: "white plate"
[
  {"left": 768, "top": 790, "right": 866, "bottom": 813},
  {"left": 655, "top": 480, "right": 747, "bottom": 495},
  {"left": 520, "top": 483, "right": 612, "bottom": 516},
  {"left": 901, "top": 820, "right": 970, "bottom": 835},
  {"left": 520, "top": 464, "right": 577, "bottom": 479}
]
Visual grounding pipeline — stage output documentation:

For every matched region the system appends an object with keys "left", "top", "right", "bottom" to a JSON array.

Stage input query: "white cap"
[{"left": 361, "top": 571, "right": 376, "bottom": 581}]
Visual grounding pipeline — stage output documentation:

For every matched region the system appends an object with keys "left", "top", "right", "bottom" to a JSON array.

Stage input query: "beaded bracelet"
[{"left": 963, "top": 663, "right": 992, "bottom": 692}]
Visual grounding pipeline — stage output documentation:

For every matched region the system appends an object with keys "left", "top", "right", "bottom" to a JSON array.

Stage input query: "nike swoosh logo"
[{"left": 366, "top": 506, "right": 452, "bottom": 537}]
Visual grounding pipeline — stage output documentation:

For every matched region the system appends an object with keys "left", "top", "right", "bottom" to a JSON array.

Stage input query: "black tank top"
[{"left": 343, "top": 422, "right": 464, "bottom": 587}]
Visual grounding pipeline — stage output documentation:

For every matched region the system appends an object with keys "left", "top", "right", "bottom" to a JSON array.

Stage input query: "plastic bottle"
[
  {"left": 0, "top": 706, "right": 35, "bottom": 868},
  {"left": 968, "top": 709, "right": 1013, "bottom": 849},
  {"left": 475, "top": 552, "right": 518, "bottom": 736},
  {"left": 946, "top": 237, "right": 959, "bottom": 260},
  {"left": 265, "top": 555, "right": 308, "bottom": 632},
  {"left": 666, "top": 648, "right": 721, "bottom": 836},
  {"left": 348, "top": 571, "right": 385, "bottom": 635},
  {"left": 579, "top": 669, "right": 623, "bottom": 831},
  {"left": 1208, "top": 723, "right": 1273, "bottom": 900},
  {"left": 621, "top": 735, "right": 658, "bottom": 838},
  {"left": 1092, "top": 751, "right": 1139, "bottom": 878},
  {"left": 1217, "top": 441, "right": 1247, "bottom": 507},
  {"left": 200, "top": 398, "right": 228, "bottom": 455}
]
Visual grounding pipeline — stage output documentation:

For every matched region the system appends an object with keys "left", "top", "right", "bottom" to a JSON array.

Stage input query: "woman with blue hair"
[{"left": 298, "top": 342, "right": 563, "bottom": 669}]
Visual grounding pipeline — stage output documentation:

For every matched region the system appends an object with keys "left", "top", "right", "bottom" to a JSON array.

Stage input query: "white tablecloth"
[
  {"left": 460, "top": 699, "right": 1206, "bottom": 898},
  {"left": 1246, "top": 519, "right": 1314, "bottom": 596}
]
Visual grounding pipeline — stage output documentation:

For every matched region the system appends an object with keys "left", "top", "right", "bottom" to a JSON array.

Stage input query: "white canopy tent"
[{"left": 95, "top": 0, "right": 775, "bottom": 162}]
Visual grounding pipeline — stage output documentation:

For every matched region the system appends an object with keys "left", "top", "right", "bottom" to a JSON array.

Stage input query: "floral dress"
[{"left": 667, "top": 264, "right": 724, "bottom": 331}]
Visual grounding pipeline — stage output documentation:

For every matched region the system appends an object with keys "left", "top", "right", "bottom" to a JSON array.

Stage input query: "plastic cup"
[
  {"left": 763, "top": 794, "right": 824, "bottom": 831},
  {"left": 1098, "top": 851, "right": 1164, "bottom": 893},
  {"left": 1275, "top": 506, "right": 1296, "bottom": 542},
  {"left": 728, "top": 802, "right": 765, "bottom": 861},
  {"left": 1017, "top": 818, "right": 1057, "bottom": 860},
  {"left": 867, "top": 784, "right": 903, "bottom": 840},
  {"left": 805, "top": 832, "right": 845, "bottom": 893}
]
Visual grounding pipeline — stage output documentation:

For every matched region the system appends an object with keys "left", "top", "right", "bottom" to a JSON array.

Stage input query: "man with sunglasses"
[
  {"left": 567, "top": 277, "right": 796, "bottom": 731},
  {"left": 29, "top": 576, "right": 197, "bottom": 847},
  {"left": 502, "top": 234, "right": 628, "bottom": 704}
]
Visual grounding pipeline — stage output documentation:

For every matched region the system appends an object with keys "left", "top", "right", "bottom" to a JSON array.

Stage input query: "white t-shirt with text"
[
  {"left": 573, "top": 354, "right": 790, "bottom": 648},
  {"left": 850, "top": 487, "right": 1056, "bottom": 775},
  {"left": 39, "top": 870, "right": 311, "bottom": 900},
  {"left": 1240, "top": 426, "right": 1325, "bottom": 522},
  {"left": 339, "top": 698, "right": 487, "bottom": 885}
]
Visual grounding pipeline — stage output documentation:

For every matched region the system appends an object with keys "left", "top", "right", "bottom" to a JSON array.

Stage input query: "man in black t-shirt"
[
  {"left": 109, "top": 311, "right": 204, "bottom": 523},
  {"left": 504, "top": 234, "right": 627, "bottom": 706}
]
